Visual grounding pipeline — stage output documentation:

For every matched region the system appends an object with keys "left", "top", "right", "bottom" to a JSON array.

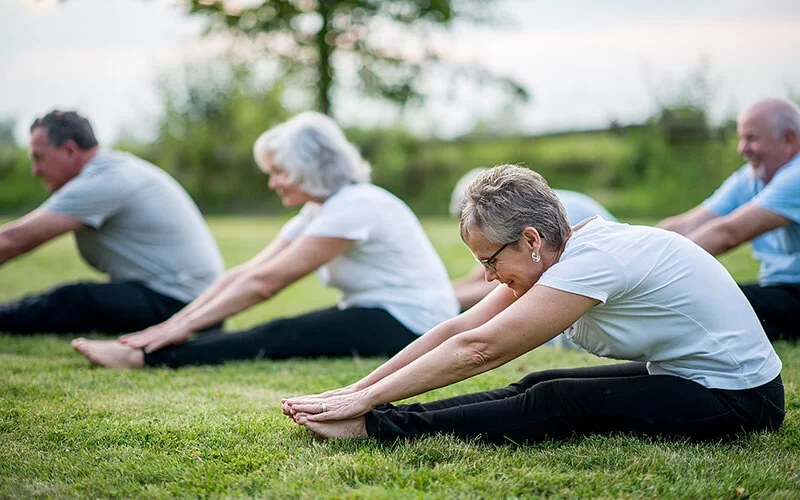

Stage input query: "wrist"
[
  {"left": 359, "top": 386, "right": 380, "bottom": 410},
  {"left": 170, "top": 317, "right": 193, "bottom": 333},
  {"left": 351, "top": 381, "right": 369, "bottom": 392}
]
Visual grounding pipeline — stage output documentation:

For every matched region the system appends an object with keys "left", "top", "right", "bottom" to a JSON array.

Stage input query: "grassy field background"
[{"left": 2, "top": 216, "right": 799, "bottom": 498}]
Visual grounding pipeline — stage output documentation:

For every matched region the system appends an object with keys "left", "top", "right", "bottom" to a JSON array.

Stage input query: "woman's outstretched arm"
[
  {"left": 120, "top": 235, "right": 353, "bottom": 352},
  {"left": 281, "top": 284, "right": 518, "bottom": 415},
  {"left": 286, "top": 285, "right": 598, "bottom": 421}
]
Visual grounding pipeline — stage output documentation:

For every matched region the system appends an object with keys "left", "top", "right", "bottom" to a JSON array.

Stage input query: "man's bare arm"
[
  {"left": 657, "top": 206, "right": 718, "bottom": 236},
  {"left": 687, "top": 204, "right": 790, "bottom": 256},
  {"left": 0, "top": 208, "right": 83, "bottom": 265}
]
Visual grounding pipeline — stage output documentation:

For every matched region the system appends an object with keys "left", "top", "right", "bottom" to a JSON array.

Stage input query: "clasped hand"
[{"left": 282, "top": 385, "right": 374, "bottom": 424}]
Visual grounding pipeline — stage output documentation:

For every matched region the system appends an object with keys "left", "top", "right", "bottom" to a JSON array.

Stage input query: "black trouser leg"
[
  {"left": 144, "top": 307, "right": 418, "bottom": 368},
  {"left": 739, "top": 283, "right": 800, "bottom": 341},
  {"left": 365, "top": 363, "right": 784, "bottom": 443},
  {"left": 0, "top": 281, "right": 186, "bottom": 334},
  {"left": 376, "top": 362, "right": 649, "bottom": 414}
]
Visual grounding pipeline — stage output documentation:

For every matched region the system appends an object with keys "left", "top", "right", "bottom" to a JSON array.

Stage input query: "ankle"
[{"left": 129, "top": 348, "right": 145, "bottom": 368}]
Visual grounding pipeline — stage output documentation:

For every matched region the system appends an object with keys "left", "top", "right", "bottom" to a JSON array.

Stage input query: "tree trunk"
[{"left": 315, "top": 2, "right": 333, "bottom": 116}]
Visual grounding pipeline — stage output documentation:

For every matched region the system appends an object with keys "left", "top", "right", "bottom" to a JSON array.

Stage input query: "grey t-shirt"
[{"left": 44, "top": 150, "right": 224, "bottom": 302}]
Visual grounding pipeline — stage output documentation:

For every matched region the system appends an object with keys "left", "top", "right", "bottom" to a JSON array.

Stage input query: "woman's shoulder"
[
  {"left": 325, "top": 183, "right": 408, "bottom": 211},
  {"left": 566, "top": 218, "right": 672, "bottom": 259}
]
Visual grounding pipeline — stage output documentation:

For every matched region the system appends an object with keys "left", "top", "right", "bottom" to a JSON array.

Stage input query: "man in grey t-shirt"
[{"left": 0, "top": 110, "right": 224, "bottom": 334}]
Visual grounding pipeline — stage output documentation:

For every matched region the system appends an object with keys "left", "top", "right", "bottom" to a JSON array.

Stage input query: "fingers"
[
  {"left": 285, "top": 402, "right": 352, "bottom": 422},
  {"left": 281, "top": 401, "right": 297, "bottom": 417},
  {"left": 282, "top": 396, "right": 319, "bottom": 410},
  {"left": 286, "top": 402, "right": 324, "bottom": 415},
  {"left": 303, "top": 410, "right": 337, "bottom": 422}
]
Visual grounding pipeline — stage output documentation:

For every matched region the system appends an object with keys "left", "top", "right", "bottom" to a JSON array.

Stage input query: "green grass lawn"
[{"left": 2, "top": 216, "right": 799, "bottom": 498}]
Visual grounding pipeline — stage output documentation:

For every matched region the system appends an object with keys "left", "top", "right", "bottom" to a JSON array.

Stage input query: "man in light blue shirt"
[{"left": 659, "top": 97, "right": 800, "bottom": 340}]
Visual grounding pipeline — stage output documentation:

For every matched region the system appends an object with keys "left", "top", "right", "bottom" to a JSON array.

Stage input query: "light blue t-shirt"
[
  {"left": 703, "top": 153, "right": 800, "bottom": 286},
  {"left": 554, "top": 189, "right": 618, "bottom": 225}
]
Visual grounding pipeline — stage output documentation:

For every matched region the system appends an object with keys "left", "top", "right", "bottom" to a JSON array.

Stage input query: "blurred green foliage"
[
  {"left": 0, "top": 146, "right": 48, "bottom": 212},
  {"left": 0, "top": 60, "right": 756, "bottom": 219}
]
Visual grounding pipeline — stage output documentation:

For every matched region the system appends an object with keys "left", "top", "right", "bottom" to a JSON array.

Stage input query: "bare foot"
[
  {"left": 71, "top": 338, "right": 144, "bottom": 369},
  {"left": 298, "top": 415, "right": 368, "bottom": 440}
]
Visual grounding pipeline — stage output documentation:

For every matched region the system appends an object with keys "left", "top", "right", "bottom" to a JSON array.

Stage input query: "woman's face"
[
  {"left": 465, "top": 228, "right": 546, "bottom": 298},
  {"left": 263, "top": 153, "right": 317, "bottom": 207}
]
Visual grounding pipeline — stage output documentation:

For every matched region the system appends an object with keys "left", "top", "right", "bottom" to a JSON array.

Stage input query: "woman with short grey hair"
[
  {"left": 449, "top": 167, "right": 618, "bottom": 316},
  {"left": 253, "top": 111, "right": 370, "bottom": 198},
  {"left": 459, "top": 166, "right": 571, "bottom": 264},
  {"left": 284, "top": 164, "right": 783, "bottom": 444},
  {"left": 73, "top": 112, "right": 458, "bottom": 368}
]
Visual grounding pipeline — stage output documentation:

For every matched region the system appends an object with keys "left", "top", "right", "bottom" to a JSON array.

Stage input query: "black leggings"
[
  {"left": 739, "top": 283, "right": 800, "bottom": 341},
  {"left": 0, "top": 281, "right": 186, "bottom": 335},
  {"left": 365, "top": 362, "right": 785, "bottom": 444},
  {"left": 145, "top": 306, "right": 418, "bottom": 368}
]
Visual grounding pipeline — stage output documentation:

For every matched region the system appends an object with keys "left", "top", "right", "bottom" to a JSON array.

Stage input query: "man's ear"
[
  {"left": 61, "top": 139, "right": 80, "bottom": 157},
  {"left": 783, "top": 127, "right": 798, "bottom": 146}
]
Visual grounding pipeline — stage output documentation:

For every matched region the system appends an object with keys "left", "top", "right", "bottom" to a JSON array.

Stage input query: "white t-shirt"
[
  {"left": 279, "top": 183, "right": 459, "bottom": 334},
  {"left": 537, "top": 217, "right": 782, "bottom": 390}
]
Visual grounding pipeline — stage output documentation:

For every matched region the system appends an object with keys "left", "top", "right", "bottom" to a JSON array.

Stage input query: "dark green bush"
[{"left": 0, "top": 146, "right": 48, "bottom": 213}]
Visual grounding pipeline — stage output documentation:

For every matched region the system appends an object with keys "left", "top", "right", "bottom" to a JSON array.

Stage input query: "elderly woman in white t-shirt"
[
  {"left": 72, "top": 112, "right": 458, "bottom": 369},
  {"left": 283, "top": 164, "right": 784, "bottom": 443}
]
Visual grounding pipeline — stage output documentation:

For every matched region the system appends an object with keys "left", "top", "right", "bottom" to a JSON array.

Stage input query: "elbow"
[
  {"left": 242, "top": 271, "right": 281, "bottom": 301},
  {"left": 456, "top": 336, "right": 502, "bottom": 372},
  {"left": 254, "top": 279, "right": 281, "bottom": 301},
  {"left": 721, "top": 232, "right": 743, "bottom": 253},
  {"left": 0, "top": 233, "right": 26, "bottom": 260},
  {"left": 466, "top": 347, "right": 492, "bottom": 368},
  {"left": 712, "top": 220, "right": 745, "bottom": 253}
]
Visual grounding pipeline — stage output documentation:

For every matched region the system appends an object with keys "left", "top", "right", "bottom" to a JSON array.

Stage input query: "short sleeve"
[
  {"left": 536, "top": 243, "right": 628, "bottom": 303},
  {"left": 751, "top": 162, "right": 800, "bottom": 224},
  {"left": 44, "top": 170, "right": 126, "bottom": 228},
  {"left": 702, "top": 165, "right": 751, "bottom": 217},
  {"left": 302, "top": 192, "right": 373, "bottom": 241},
  {"left": 278, "top": 204, "right": 317, "bottom": 242}
]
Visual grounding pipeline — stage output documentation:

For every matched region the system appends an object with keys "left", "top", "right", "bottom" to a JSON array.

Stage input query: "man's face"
[
  {"left": 28, "top": 127, "right": 78, "bottom": 193},
  {"left": 737, "top": 112, "right": 792, "bottom": 183}
]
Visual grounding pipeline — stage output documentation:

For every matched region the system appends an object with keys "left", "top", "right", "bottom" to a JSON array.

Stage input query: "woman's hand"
[
  {"left": 284, "top": 388, "right": 375, "bottom": 423},
  {"left": 118, "top": 320, "right": 192, "bottom": 353},
  {"left": 281, "top": 384, "right": 361, "bottom": 416}
]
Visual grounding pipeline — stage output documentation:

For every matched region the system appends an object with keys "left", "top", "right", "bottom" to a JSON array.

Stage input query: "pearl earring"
[{"left": 531, "top": 251, "right": 540, "bottom": 262}]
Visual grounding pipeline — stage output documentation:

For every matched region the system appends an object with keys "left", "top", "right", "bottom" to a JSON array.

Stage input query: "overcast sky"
[{"left": 2, "top": 0, "right": 799, "bottom": 144}]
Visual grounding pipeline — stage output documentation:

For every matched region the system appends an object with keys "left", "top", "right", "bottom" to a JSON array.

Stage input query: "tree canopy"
[{"left": 187, "top": 0, "right": 529, "bottom": 116}]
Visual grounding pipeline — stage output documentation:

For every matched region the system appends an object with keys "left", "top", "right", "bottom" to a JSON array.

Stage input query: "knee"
[
  {"left": 40, "top": 282, "right": 92, "bottom": 301},
  {"left": 2, "top": 283, "right": 81, "bottom": 312},
  {"left": 513, "top": 368, "right": 568, "bottom": 389}
]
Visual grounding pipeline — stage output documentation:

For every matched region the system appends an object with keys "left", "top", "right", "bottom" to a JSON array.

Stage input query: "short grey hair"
[
  {"left": 253, "top": 112, "right": 371, "bottom": 198},
  {"left": 30, "top": 110, "right": 98, "bottom": 150},
  {"left": 769, "top": 99, "right": 800, "bottom": 139},
  {"left": 741, "top": 98, "right": 800, "bottom": 140},
  {"left": 459, "top": 164, "right": 571, "bottom": 250}
]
